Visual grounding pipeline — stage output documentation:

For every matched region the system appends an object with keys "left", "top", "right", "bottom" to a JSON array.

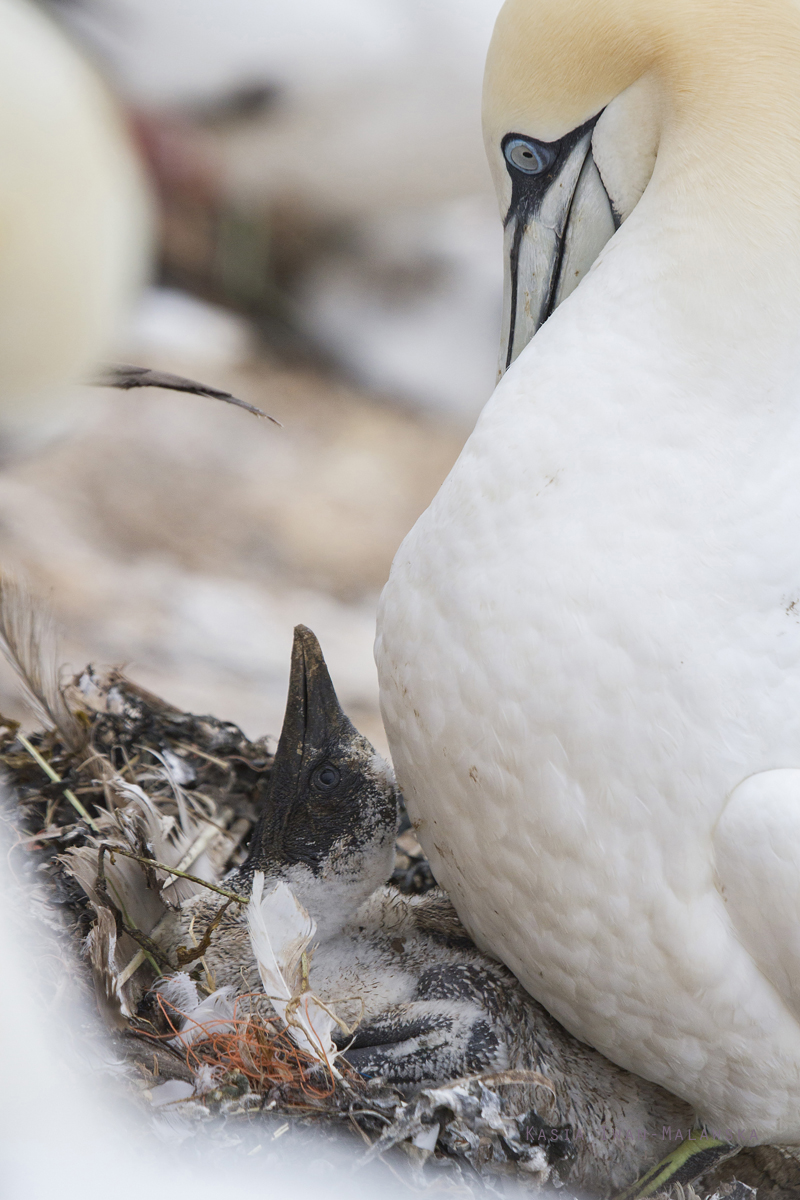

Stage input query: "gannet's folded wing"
[{"left": 713, "top": 769, "right": 800, "bottom": 1019}]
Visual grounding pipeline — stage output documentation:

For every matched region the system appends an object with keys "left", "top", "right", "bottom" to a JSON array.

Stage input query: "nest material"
[{"left": 6, "top": 662, "right": 555, "bottom": 1193}]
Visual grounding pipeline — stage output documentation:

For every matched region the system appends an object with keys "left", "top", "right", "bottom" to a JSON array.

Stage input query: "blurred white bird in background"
[{"left": 0, "top": 0, "right": 149, "bottom": 458}]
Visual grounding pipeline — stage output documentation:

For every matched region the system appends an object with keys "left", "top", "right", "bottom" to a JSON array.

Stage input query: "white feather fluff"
[
  {"left": 155, "top": 971, "right": 236, "bottom": 1047},
  {"left": 246, "top": 872, "right": 338, "bottom": 1069}
]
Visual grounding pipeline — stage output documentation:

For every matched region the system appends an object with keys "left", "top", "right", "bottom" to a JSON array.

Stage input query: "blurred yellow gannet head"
[
  {"left": 483, "top": 0, "right": 800, "bottom": 370},
  {"left": 0, "top": 0, "right": 150, "bottom": 452}
]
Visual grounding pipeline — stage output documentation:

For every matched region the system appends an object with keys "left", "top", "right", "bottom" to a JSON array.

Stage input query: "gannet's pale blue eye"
[{"left": 504, "top": 137, "right": 556, "bottom": 174}]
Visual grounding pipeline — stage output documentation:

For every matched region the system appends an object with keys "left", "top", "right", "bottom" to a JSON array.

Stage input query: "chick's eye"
[
  {"left": 504, "top": 137, "right": 556, "bottom": 175},
  {"left": 311, "top": 764, "right": 340, "bottom": 792}
]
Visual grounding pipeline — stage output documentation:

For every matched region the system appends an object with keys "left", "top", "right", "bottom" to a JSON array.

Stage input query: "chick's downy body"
[{"left": 157, "top": 627, "right": 696, "bottom": 1196}]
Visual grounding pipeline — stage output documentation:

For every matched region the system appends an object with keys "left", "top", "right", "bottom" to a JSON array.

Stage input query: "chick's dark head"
[{"left": 239, "top": 626, "right": 398, "bottom": 926}]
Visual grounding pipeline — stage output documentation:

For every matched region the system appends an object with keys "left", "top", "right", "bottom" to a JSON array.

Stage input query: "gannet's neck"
[{"left": 641, "top": 9, "right": 800, "bottom": 295}]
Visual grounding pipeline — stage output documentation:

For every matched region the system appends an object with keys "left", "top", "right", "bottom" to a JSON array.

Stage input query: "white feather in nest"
[
  {"left": 246, "top": 872, "right": 339, "bottom": 1071},
  {"left": 107, "top": 777, "right": 213, "bottom": 905},
  {"left": 153, "top": 971, "right": 236, "bottom": 1047},
  {"left": 59, "top": 780, "right": 236, "bottom": 1022},
  {"left": 136, "top": 747, "right": 225, "bottom": 897}
]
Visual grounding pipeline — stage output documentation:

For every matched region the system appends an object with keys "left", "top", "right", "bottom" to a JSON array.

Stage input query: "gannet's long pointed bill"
[
  {"left": 499, "top": 116, "right": 617, "bottom": 373},
  {"left": 267, "top": 624, "right": 356, "bottom": 822}
]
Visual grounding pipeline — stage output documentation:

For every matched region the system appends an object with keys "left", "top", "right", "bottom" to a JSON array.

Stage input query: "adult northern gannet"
[{"left": 376, "top": 0, "right": 800, "bottom": 1153}]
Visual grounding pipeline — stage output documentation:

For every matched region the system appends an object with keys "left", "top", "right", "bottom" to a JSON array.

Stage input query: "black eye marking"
[
  {"left": 503, "top": 135, "right": 557, "bottom": 176},
  {"left": 311, "top": 764, "right": 341, "bottom": 792}
]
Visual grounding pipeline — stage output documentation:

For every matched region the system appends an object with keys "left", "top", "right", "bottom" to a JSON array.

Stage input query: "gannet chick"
[{"left": 157, "top": 626, "right": 699, "bottom": 1197}]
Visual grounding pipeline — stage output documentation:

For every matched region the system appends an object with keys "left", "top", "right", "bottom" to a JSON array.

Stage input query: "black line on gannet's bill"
[{"left": 505, "top": 216, "right": 525, "bottom": 371}]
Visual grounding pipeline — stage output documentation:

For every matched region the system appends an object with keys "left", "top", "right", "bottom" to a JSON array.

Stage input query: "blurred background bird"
[{"left": 0, "top": 0, "right": 149, "bottom": 452}]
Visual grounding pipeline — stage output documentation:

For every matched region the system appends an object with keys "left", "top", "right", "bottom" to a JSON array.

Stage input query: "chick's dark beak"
[
  {"left": 267, "top": 624, "right": 354, "bottom": 811},
  {"left": 241, "top": 623, "right": 395, "bottom": 882}
]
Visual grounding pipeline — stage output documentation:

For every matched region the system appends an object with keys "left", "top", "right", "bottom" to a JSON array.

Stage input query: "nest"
[
  {"left": 0, "top": 582, "right": 772, "bottom": 1200},
  {"left": 5, "top": 665, "right": 364, "bottom": 1068},
  {"left": 3, "top": 627, "right": 547, "bottom": 1193}
]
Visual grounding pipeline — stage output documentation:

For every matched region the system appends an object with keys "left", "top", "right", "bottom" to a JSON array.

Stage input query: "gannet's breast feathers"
[{"left": 377, "top": 0, "right": 800, "bottom": 1148}]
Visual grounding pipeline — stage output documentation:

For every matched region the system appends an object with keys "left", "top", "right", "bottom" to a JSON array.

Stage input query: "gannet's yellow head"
[{"left": 484, "top": 0, "right": 800, "bottom": 370}]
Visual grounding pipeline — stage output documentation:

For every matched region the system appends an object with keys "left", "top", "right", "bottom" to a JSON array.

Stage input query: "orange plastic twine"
[{"left": 140, "top": 992, "right": 346, "bottom": 1101}]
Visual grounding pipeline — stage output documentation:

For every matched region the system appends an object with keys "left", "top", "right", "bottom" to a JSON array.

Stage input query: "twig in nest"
[
  {"left": 94, "top": 845, "right": 172, "bottom": 973},
  {"left": 460, "top": 1067, "right": 556, "bottom": 1095},
  {"left": 0, "top": 577, "right": 83, "bottom": 749},
  {"left": 176, "top": 898, "right": 235, "bottom": 966},
  {"left": 99, "top": 843, "right": 249, "bottom": 904}
]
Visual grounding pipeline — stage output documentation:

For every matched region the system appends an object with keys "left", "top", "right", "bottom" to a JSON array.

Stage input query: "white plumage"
[
  {"left": 154, "top": 971, "right": 236, "bottom": 1048},
  {"left": 376, "top": 0, "right": 800, "bottom": 1142}
]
